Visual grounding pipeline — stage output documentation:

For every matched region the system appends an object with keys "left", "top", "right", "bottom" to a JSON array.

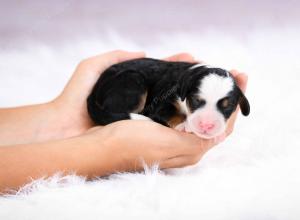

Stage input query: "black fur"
[{"left": 87, "top": 58, "right": 250, "bottom": 126}]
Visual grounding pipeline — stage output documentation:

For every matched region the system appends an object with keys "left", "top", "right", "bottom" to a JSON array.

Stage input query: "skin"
[{"left": 0, "top": 50, "right": 248, "bottom": 193}]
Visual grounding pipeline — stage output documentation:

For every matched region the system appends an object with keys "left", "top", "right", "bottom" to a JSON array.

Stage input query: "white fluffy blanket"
[{"left": 0, "top": 28, "right": 300, "bottom": 220}]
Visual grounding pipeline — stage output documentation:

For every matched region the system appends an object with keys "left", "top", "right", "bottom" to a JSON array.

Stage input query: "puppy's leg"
[
  {"left": 87, "top": 71, "right": 147, "bottom": 125},
  {"left": 146, "top": 103, "right": 177, "bottom": 127}
]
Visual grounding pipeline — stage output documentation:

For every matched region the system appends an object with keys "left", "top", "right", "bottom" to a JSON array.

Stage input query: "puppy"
[{"left": 87, "top": 58, "right": 250, "bottom": 139}]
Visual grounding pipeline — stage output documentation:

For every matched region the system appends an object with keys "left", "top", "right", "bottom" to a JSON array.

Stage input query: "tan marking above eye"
[{"left": 221, "top": 98, "right": 229, "bottom": 108}]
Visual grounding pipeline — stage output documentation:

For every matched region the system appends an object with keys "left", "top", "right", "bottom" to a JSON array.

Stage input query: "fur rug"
[{"left": 0, "top": 28, "right": 300, "bottom": 220}]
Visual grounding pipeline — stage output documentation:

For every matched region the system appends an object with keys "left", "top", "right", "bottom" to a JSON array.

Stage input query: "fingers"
[
  {"left": 163, "top": 53, "right": 198, "bottom": 63},
  {"left": 230, "top": 69, "right": 248, "bottom": 92},
  {"left": 225, "top": 70, "right": 249, "bottom": 136},
  {"left": 162, "top": 131, "right": 218, "bottom": 161},
  {"left": 159, "top": 139, "right": 215, "bottom": 169},
  {"left": 61, "top": 50, "right": 145, "bottom": 104},
  {"left": 140, "top": 135, "right": 216, "bottom": 170},
  {"left": 102, "top": 50, "right": 146, "bottom": 66},
  {"left": 225, "top": 110, "right": 238, "bottom": 136},
  {"left": 79, "top": 50, "right": 146, "bottom": 73},
  {"left": 80, "top": 51, "right": 199, "bottom": 74},
  {"left": 229, "top": 69, "right": 239, "bottom": 77},
  {"left": 159, "top": 155, "right": 198, "bottom": 169},
  {"left": 84, "top": 126, "right": 104, "bottom": 134},
  {"left": 235, "top": 73, "right": 248, "bottom": 92}
]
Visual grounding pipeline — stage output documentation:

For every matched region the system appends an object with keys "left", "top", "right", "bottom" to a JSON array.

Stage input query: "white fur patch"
[
  {"left": 181, "top": 73, "right": 234, "bottom": 138},
  {"left": 189, "top": 63, "right": 220, "bottom": 70},
  {"left": 176, "top": 98, "right": 190, "bottom": 115},
  {"left": 189, "top": 64, "right": 230, "bottom": 77},
  {"left": 198, "top": 74, "right": 234, "bottom": 103},
  {"left": 129, "top": 113, "right": 152, "bottom": 121},
  {"left": 189, "top": 63, "right": 209, "bottom": 70}
]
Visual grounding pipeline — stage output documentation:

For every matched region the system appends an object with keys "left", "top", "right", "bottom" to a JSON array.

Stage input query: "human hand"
[
  {"left": 51, "top": 50, "right": 198, "bottom": 139},
  {"left": 81, "top": 119, "right": 225, "bottom": 173}
]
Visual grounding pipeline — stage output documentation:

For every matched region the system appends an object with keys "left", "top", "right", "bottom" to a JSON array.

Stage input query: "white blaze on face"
[{"left": 176, "top": 73, "right": 234, "bottom": 139}]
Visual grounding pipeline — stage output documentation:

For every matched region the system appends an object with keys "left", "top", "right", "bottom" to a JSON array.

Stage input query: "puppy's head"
[{"left": 176, "top": 64, "right": 250, "bottom": 139}]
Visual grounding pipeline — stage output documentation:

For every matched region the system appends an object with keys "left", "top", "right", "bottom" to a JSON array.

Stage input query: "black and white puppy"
[{"left": 87, "top": 58, "right": 250, "bottom": 139}]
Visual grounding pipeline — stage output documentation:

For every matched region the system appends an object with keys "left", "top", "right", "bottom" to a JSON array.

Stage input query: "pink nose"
[{"left": 199, "top": 122, "right": 215, "bottom": 132}]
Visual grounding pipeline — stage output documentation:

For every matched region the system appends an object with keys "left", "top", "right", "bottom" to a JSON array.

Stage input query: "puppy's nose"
[{"left": 199, "top": 122, "right": 215, "bottom": 132}]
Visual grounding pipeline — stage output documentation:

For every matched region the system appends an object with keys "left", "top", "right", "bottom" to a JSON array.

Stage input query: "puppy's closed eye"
[{"left": 188, "top": 97, "right": 206, "bottom": 112}]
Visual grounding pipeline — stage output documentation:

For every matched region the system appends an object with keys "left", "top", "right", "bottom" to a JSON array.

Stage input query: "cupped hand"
[{"left": 82, "top": 120, "right": 220, "bottom": 173}]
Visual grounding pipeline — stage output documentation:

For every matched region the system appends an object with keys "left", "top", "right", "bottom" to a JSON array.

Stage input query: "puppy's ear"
[
  {"left": 179, "top": 72, "right": 197, "bottom": 101},
  {"left": 237, "top": 86, "right": 250, "bottom": 116},
  {"left": 179, "top": 78, "right": 190, "bottom": 101}
]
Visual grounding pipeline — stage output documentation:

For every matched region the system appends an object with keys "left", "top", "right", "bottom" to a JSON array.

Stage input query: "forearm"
[
  {"left": 0, "top": 101, "right": 80, "bottom": 146},
  {"left": 0, "top": 134, "right": 110, "bottom": 193}
]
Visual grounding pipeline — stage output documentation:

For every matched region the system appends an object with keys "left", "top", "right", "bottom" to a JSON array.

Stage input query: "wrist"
[
  {"left": 33, "top": 100, "right": 76, "bottom": 142},
  {"left": 49, "top": 96, "right": 94, "bottom": 139},
  {"left": 71, "top": 131, "right": 120, "bottom": 178},
  {"left": 0, "top": 101, "right": 75, "bottom": 146}
]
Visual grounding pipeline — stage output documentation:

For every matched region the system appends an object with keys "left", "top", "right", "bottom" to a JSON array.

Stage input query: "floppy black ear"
[
  {"left": 179, "top": 79, "right": 190, "bottom": 101},
  {"left": 237, "top": 86, "right": 250, "bottom": 116},
  {"left": 179, "top": 72, "right": 197, "bottom": 101}
]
